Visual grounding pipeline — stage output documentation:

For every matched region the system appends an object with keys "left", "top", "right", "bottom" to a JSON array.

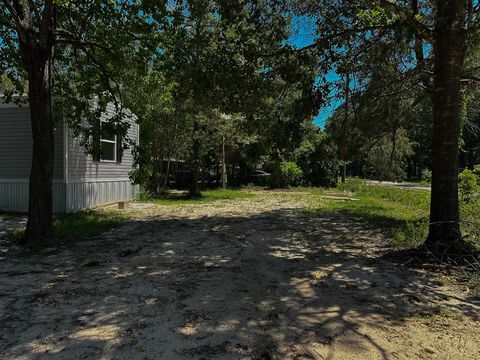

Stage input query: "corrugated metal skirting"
[
  {"left": 66, "top": 180, "right": 139, "bottom": 212},
  {"left": 0, "top": 181, "right": 66, "bottom": 213},
  {"left": 0, "top": 180, "right": 138, "bottom": 213}
]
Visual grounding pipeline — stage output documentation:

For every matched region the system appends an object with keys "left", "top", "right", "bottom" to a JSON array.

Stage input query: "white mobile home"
[{"left": 0, "top": 102, "right": 139, "bottom": 213}]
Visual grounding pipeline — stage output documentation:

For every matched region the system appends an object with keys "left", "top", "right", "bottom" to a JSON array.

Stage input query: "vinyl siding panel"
[
  {"left": 67, "top": 103, "right": 138, "bottom": 181},
  {"left": 0, "top": 106, "right": 64, "bottom": 179},
  {"left": 0, "top": 103, "right": 138, "bottom": 213}
]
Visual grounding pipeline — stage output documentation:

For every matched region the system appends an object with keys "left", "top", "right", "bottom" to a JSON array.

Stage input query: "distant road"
[{"left": 366, "top": 180, "right": 431, "bottom": 191}]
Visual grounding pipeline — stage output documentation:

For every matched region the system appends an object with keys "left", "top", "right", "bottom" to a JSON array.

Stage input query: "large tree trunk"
[
  {"left": 189, "top": 120, "right": 201, "bottom": 197},
  {"left": 221, "top": 136, "right": 227, "bottom": 189},
  {"left": 425, "top": 1, "right": 467, "bottom": 252},
  {"left": 20, "top": 44, "right": 55, "bottom": 244}
]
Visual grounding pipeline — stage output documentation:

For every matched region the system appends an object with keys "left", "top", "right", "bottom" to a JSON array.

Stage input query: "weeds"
[
  {"left": 148, "top": 189, "right": 255, "bottom": 205},
  {"left": 7, "top": 209, "right": 127, "bottom": 247}
]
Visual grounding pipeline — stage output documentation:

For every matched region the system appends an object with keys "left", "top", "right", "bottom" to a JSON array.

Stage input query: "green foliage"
[
  {"left": 422, "top": 169, "right": 432, "bottom": 184},
  {"left": 137, "top": 187, "right": 156, "bottom": 202},
  {"left": 362, "top": 129, "right": 413, "bottom": 182},
  {"left": 0, "top": 0, "right": 155, "bottom": 151},
  {"left": 459, "top": 169, "right": 480, "bottom": 202},
  {"left": 461, "top": 197, "right": 480, "bottom": 244},
  {"left": 270, "top": 161, "right": 303, "bottom": 188},
  {"left": 126, "top": 0, "right": 316, "bottom": 195},
  {"left": 295, "top": 128, "right": 339, "bottom": 187}
]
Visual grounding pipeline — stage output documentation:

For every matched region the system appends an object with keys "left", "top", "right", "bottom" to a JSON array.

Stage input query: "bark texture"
[
  {"left": 15, "top": 2, "right": 56, "bottom": 244},
  {"left": 425, "top": 0, "right": 467, "bottom": 252}
]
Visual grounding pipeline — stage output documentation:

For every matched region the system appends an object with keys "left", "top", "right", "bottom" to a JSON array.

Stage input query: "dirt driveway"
[{"left": 0, "top": 192, "right": 479, "bottom": 359}]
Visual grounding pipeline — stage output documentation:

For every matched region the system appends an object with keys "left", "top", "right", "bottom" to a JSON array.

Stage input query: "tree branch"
[
  {"left": 296, "top": 25, "right": 392, "bottom": 53},
  {"left": 3, "top": 0, "right": 23, "bottom": 29},
  {"left": 375, "top": 0, "right": 433, "bottom": 41},
  {"left": 54, "top": 28, "right": 112, "bottom": 51}
]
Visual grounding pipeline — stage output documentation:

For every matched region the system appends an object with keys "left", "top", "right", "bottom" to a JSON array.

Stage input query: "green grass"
[
  {"left": 150, "top": 188, "right": 255, "bottom": 205},
  {"left": 302, "top": 181, "right": 431, "bottom": 248},
  {"left": 406, "top": 179, "right": 431, "bottom": 187},
  {"left": 7, "top": 209, "right": 127, "bottom": 246},
  {"left": 53, "top": 209, "right": 127, "bottom": 240},
  {"left": 301, "top": 179, "right": 480, "bottom": 251}
]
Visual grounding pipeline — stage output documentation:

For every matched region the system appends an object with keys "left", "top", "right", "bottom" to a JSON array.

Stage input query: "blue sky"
[{"left": 288, "top": 17, "right": 343, "bottom": 127}]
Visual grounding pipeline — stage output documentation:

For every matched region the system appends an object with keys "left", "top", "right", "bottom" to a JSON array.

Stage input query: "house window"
[{"left": 100, "top": 120, "right": 117, "bottom": 162}]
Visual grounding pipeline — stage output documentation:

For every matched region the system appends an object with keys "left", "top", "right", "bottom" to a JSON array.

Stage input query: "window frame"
[{"left": 99, "top": 119, "right": 117, "bottom": 163}]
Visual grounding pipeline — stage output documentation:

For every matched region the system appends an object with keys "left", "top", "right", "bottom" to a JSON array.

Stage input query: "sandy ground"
[
  {"left": 0, "top": 215, "right": 26, "bottom": 239},
  {"left": 0, "top": 191, "right": 479, "bottom": 360}
]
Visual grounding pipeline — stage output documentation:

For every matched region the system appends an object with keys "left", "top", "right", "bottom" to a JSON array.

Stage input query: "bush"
[
  {"left": 270, "top": 161, "right": 303, "bottom": 188},
  {"left": 137, "top": 186, "right": 155, "bottom": 201},
  {"left": 295, "top": 132, "right": 339, "bottom": 187},
  {"left": 421, "top": 168, "right": 432, "bottom": 183},
  {"left": 459, "top": 169, "right": 479, "bottom": 202}
]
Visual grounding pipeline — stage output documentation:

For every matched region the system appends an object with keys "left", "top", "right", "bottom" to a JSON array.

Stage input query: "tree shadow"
[{"left": 0, "top": 208, "right": 478, "bottom": 359}]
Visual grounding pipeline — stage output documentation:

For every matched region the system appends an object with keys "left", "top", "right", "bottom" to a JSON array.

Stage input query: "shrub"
[
  {"left": 137, "top": 186, "right": 155, "bottom": 201},
  {"left": 421, "top": 168, "right": 432, "bottom": 183},
  {"left": 294, "top": 132, "right": 339, "bottom": 187},
  {"left": 271, "top": 161, "right": 303, "bottom": 188},
  {"left": 459, "top": 169, "right": 479, "bottom": 202}
]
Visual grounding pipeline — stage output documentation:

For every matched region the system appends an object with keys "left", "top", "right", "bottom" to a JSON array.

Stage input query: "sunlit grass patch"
[
  {"left": 7, "top": 209, "right": 127, "bottom": 246},
  {"left": 151, "top": 189, "right": 255, "bottom": 205},
  {"left": 301, "top": 181, "right": 431, "bottom": 248}
]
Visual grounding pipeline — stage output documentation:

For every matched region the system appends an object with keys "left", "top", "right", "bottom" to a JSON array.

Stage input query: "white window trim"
[{"left": 100, "top": 120, "right": 117, "bottom": 163}]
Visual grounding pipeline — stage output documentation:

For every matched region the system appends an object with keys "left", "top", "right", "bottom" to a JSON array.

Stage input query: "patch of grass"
[
  {"left": 7, "top": 209, "right": 127, "bottom": 246},
  {"left": 151, "top": 189, "right": 255, "bottom": 205},
  {"left": 303, "top": 180, "right": 480, "bottom": 251},
  {"left": 406, "top": 179, "right": 431, "bottom": 187},
  {"left": 417, "top": 305, "right": 465, "bottom": 323},
  {"left": 467, "top": 271, "right": 480, "bottom": 298},
  {"left": 460, "top": 197, "right": 480, "bottom": 245},
  {"left": 302, "top": 180, "right": 431, "bottom": 249},
  {"left": 53, "top": 209, "right": 127, "bottom": 241}
]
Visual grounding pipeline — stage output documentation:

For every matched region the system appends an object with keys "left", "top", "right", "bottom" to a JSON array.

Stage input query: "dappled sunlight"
[{"left": 1, "top": 194, "right": 479, "bottom": 359}]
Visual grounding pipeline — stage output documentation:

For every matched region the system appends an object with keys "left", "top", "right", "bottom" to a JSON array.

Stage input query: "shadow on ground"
[{"left": 0, "top": 207, "right": 478, "bottom": 359}]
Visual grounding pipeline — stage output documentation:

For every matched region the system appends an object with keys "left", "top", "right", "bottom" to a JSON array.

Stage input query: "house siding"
[
  {"left": 65, "top": 103, "right": 139, "bottom": 211},
  {"left": 67, "top": 103, "right": 138, "bottom": 181},
  {"left": 0, "top": 106, "right": 64, "bottom": 179},
  {"left": 0, "top": 103, "right": 138, "bottom": 213}
]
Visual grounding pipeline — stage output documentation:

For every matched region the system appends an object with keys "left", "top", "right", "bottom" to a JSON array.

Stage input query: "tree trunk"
[
  {"left": 221, "top": 136, "right": 227, "bottom": 189},
  {"left": 163, "top": 159, "right": 171, "bottom": 191},
  {"left": 189, "top": 120, "right": 201, "bottom": 197},
  {"left": 425, "top": 0, "right": 467, "bottom": 252},
  {"left": 340, "top": 72, "right": 350, "bottom": 185},
  {"left": 20, "top": 44, "right": 55, "bottom": 245},
  {"left": 417, "top": 157, "right": 424, "bottom": 180},
  {"left": 467, "top": 148, "right": 475, "bottom": 170}
]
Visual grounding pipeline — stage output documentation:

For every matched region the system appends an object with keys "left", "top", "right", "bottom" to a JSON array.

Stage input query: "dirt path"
[{"left": 0, "top": 192, "right": 479, "bottom": 359}]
